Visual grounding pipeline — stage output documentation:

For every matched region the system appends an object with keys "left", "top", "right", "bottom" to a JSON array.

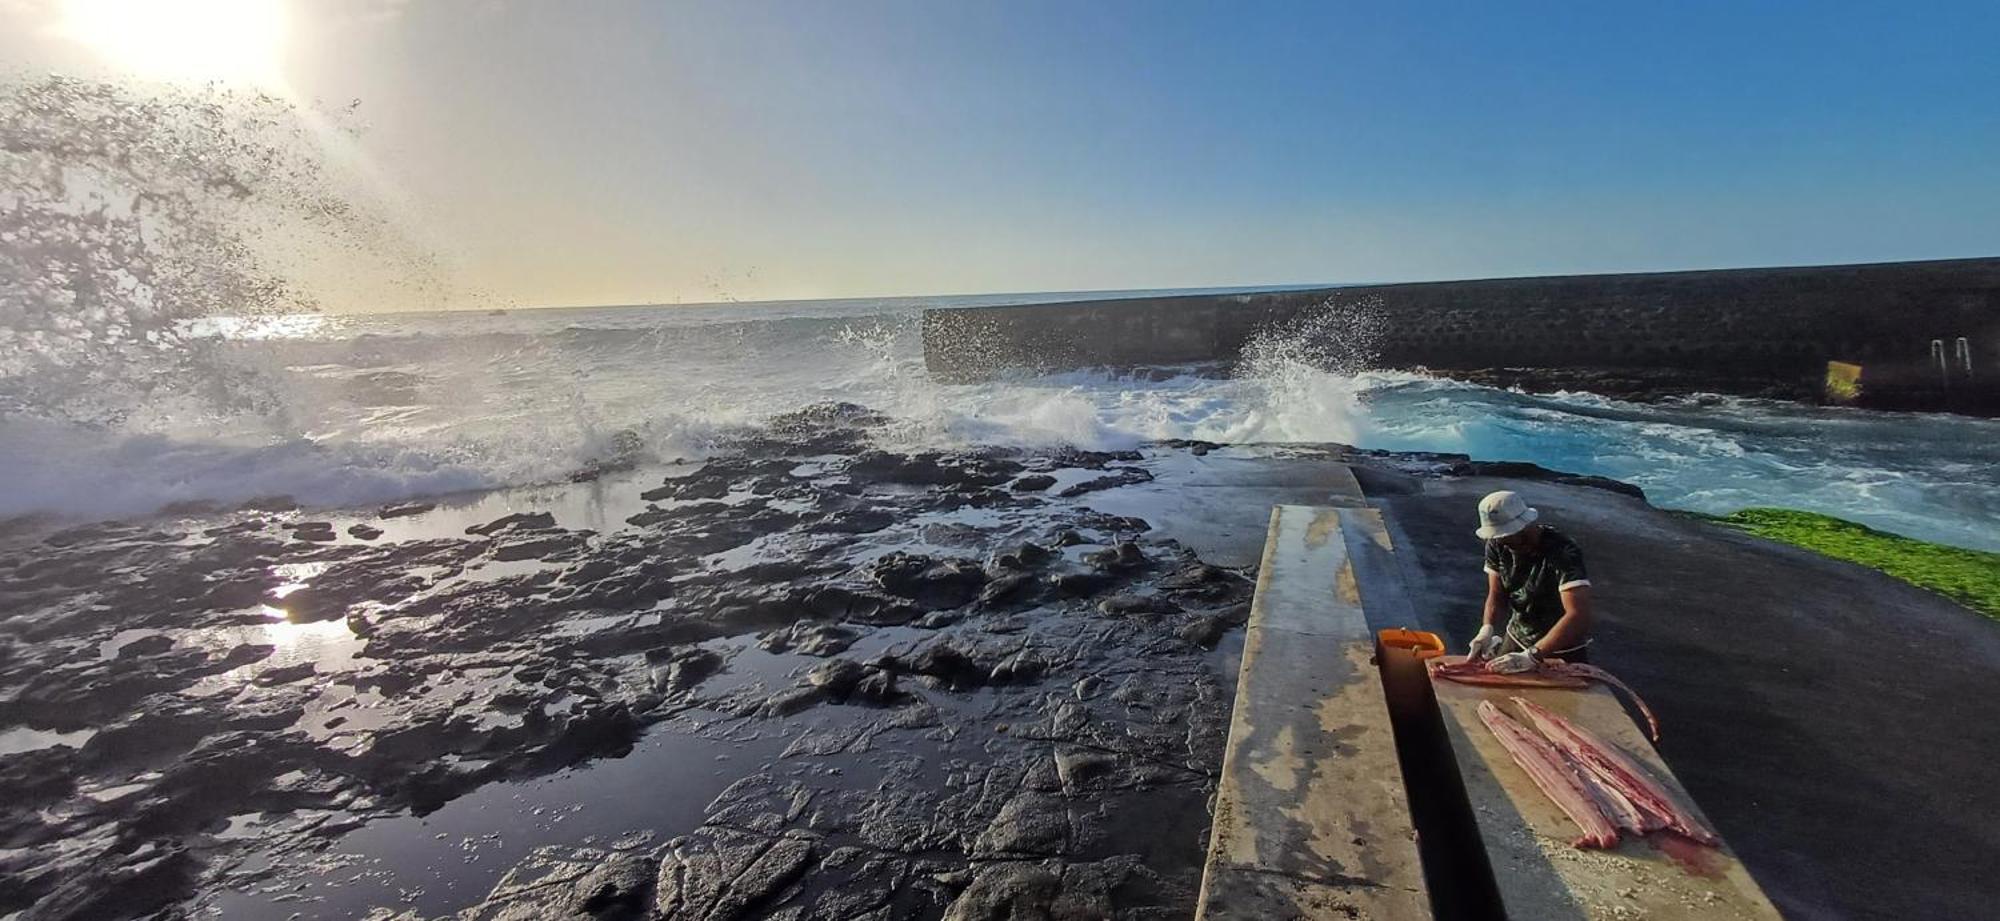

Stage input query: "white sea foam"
[{"left": 4, "top": 301, "right": 1997, "bottom": 551}]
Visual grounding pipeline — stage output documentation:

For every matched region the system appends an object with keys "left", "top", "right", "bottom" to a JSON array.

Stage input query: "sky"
[{"left": 4, "top": 0, "right": 1998, "bottom": 309}]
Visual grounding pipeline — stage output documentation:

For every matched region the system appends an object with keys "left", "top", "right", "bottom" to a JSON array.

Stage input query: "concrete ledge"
[{"left": 1195, "top": 504, "right": 1431, "bottom": 921}]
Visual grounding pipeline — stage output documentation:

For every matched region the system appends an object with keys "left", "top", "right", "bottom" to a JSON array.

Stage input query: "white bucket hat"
[{"left": 1475, "top": 490, "right": 1538, "bottom": 539}]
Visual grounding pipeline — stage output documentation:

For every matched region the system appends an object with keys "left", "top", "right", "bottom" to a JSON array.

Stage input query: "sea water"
[{"left": 0, "top": 295, "right": 1993, "bottom": 551}]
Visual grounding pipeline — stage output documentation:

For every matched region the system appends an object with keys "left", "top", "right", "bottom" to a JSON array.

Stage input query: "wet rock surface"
[{"left": 0, "top": 407, "right": 1256, "bottom": 920}]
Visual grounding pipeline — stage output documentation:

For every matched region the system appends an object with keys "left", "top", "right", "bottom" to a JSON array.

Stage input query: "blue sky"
[{"left": 5, "top": 0, "right": 1997, "bottom": 307}]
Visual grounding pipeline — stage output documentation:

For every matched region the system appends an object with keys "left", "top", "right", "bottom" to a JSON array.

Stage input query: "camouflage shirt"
[{"left": 1483, "top": 526, "right": 1591, "bottom": 647}]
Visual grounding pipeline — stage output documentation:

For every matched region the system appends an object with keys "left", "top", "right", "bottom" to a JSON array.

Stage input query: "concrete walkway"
[
  {"left": 1361, "top": 470, "right": 2000, "bottom": 921},
  {"left": 1195, "top": 505, "right": 1431, "bottom": 920}
]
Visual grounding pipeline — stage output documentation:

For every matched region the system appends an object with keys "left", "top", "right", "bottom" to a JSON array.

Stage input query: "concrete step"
[{"left": 1194, "top": 503, "right": 1432, "bottom": 921}]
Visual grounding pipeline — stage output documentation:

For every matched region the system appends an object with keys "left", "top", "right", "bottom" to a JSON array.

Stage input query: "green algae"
[{"left": 1698, "top": 508, "right": 2000, "bottom": 622}]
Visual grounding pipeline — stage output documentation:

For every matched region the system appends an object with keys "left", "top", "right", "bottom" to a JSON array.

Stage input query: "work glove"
[
  {"left": 1487, "top": 649, "right": 1539, "bottom": 674},
  {"left": 1467, "top": 624, "right": 1503, "bottom": 661}
]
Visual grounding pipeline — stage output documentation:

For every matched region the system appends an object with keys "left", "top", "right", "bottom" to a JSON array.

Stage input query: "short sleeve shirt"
[{"left": 1483, "top": 526, "right": 1590, "bottom": 647}]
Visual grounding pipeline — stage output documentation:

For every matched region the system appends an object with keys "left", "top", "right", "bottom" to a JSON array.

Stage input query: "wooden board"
[{"left": 1432, "top": 679, "right": 1786, "bottom": 921}]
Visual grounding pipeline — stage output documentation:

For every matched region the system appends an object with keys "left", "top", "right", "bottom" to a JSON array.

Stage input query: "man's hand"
[
  {"left": 1487, "top": 649, "right": 1538, "bottom": 674},
  {"left": 1467, "top": 624, "right": 1503, "bottom": 661}
]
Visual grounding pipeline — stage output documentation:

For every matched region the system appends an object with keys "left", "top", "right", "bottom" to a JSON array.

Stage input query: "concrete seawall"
[{"left": 921, "top": 257, "right": 2000, "bottom": 414}]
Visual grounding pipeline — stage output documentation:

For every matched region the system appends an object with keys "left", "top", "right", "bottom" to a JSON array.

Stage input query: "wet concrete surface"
[{"left": 1364, "top": 470, "right": 2000, "bottom": 921}]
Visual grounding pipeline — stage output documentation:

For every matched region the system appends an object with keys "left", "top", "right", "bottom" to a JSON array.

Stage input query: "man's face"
[{"left": 1496, "top": 525, "right": 1538, "bottom": 552}]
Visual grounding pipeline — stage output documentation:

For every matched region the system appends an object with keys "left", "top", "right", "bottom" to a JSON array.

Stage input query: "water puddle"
[
  {"left": 0, "top": 725, "right": 97, "bottom": 755},
  {"left": 201, "top": 719, "right": 787, "bottom": 920}
]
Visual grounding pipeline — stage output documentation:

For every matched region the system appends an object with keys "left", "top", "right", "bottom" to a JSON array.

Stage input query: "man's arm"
[
  {"left": 1481, "top": 570, "right": 1505, "bottom": 629},
  {"left": 1468, "top": 570, "right": 1506, "bottom": 659},
  {"left": 1534, "top": 584, "right": 1593, "bottom": 654}
]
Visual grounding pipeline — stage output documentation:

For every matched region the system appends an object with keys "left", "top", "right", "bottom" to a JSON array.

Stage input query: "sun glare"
[{"left": 58, "top": 0, "right": 290, "bottom": 90}]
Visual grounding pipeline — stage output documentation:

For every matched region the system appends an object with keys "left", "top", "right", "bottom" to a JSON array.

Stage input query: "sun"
[{"left": 57, "top": 0, "right": 290, "bottom": 90}]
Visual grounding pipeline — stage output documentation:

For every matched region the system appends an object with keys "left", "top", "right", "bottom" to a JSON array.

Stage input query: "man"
[{"left": 1466, "top": 490, "right": 1593, "bottom": 673}]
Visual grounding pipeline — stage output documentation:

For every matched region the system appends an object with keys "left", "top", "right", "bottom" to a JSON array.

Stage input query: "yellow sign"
[{"left": 1824, "top": 361, "right": 1863, "bottom": 403}]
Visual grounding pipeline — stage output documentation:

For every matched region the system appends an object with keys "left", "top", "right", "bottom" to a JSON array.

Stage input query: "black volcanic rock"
[
  {"left": 862, "top": 552, "right": 987, "bottom": 610},
  {"left": 466, "top": 511, "right": 556, "bottom": 536}
]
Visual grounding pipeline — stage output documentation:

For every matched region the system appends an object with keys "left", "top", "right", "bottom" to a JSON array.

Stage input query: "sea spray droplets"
[
  {"left": 1226, "top": 296, "right": 1388, "bottom": 444},
  {"left": 1239, "top": 295, "right": 1386, "bottom": 377},
  {"left": 0, "top": 76, "right": 439, "bottom": 426}
]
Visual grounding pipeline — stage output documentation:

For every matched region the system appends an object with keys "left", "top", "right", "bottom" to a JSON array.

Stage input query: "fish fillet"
[
  {"left": 1477, "top": 700, "right": 1622, "bottom": 849},
  {"left": 1430, "top": 655, "right": 1662, "bottom": 741},
  {"left": 1511, "top": 697, "right": 1719, "bottom": 846}
]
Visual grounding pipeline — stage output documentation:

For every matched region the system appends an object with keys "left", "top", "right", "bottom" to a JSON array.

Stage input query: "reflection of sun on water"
[
  {"left": 56, "top": 0, "right": 290, "bottom": 91},
  {"left": 257, "top": 610, "right": 355, "bottom": 650}
]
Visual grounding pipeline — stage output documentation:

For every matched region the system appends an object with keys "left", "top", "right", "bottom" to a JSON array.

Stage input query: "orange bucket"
[{"left": 1377, "top": 628, "right": 1446, "bottom": 660}]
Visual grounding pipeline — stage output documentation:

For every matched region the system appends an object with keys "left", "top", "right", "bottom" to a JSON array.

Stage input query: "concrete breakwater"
[{"left": 921, "top": 257, "right": 2000, "bottom": 414}]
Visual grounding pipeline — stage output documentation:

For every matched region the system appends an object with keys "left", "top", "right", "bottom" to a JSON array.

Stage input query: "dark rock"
[
  {"left": 862, "top": 552, "right": 987, "bottom": 609},
  {"left": 988, "top": 650, "right": 1046, "bottom": 684},
  {"left": 1158, "top": 562, "right": 1230, "bottom": 590},
  {"left": 252, "top": 661, "right": 317, "bottom": 687},
  {"left": 289, "top": 521, "right": 337, "bottom": 542},
  {"left": 559, "top": 559, "right": 621, "bottom": 585},
  {"left": 1010, "top": 474, "right": 1057, "bottom": 492},
  {"left": 1056, "top": 466, "right": 1153, "bottom": 498},
  {"left": 346, "top": 524, "right": 384, "bottom": 540},
  {"left": 648, "top": 647, "right": 723, "bottom": 693},
  {"left": 221, "top": 643, "right": 276, "bottom": 668},
  {"left": 1054, "top": 748, "right": 1119, "bottom": 791},
  {"left": 640, "top": 476, "right": 732, "bottom": 502},
  {"left": 909, "top": 642, "right": 985, "bottom": 689},
  {"left": 113, "top": 634, "right": 175, "bottom": 658},
  {"left": 1082, "top": 541, "right": 1147, "bottom": 571},
  {"left": 805, "top": 658, "right": 867, "bottom": 699},
  {"left": 976, "top": 572, "right": 1037, "bottom": 607},
  {"left": 911, "top": 609, "right": 965, "bottom": 630},
  {"left": 760, "top": 622, "right": 860, "bottom": 657},
  {"left": 941, "top": 863, "right": 1061, "bottom": 921},
  {"left": 800, "top": 586, "right": 921, "bottom": 626},
  {"left": 466, "top": 511, "right": 556, "bottom": 536},
  {"left": 379, "top": 501, "right": 436, "bottom": 518},
  {"left": 526, "top": 703, "right": 642, "bottom": 771},
  {"left": 1052, "top": 529, "right": 1087, "bottom": 548},
  {"left": 852, "top": 668, "right": 900, "bottom": 705},
  {"left": 463, "top": 847, "right": 657, "bottom": 920},
  {"left": 1162, "top": 438, "right": 1223, "bottom": 456},
  {"left": 972, "top": 792, "right": 1071, "bottom": 856},
  {"left": 1177, "top": 613, "right": 1233, "bottom": 647},
  {"left": 989, "top": 541, "right": 1054, "bottom": 572},
  {"left": 492, "top": 533, "right": 583, "bottom": 562},
  {"left": 818, "top": 507, "right": 897, "bottom": 534},
  {"left": 1048, "top": 571, "right": 1116, "bottom": 597},
  {"left": 576, "top": 851, "right": 657, "bottom": 918},
  {"left": 654, "top": 828, "right": 816, "bottom": 919},
  {"left": 1097, "top": 593, "right": 1181, "bottom": 617},
  {"left": 25, "top": 842, "right": 194, "bottom": 921},
  {"left": 760, "top": 685, "right": 826, "bottom": 717},
  {"left": 846, "top": 451, "right": 1022, "bottom": 489}
]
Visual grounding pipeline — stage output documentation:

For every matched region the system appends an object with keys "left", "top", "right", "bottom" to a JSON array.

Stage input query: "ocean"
[{"left": 3, "top": 290, "right": 1995, "bottom": 550}]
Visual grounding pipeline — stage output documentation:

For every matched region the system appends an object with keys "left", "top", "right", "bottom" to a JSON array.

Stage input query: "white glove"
[
  {"left": 1467, "top": 624, "right": 1503, "bottom": 661},
  {"left": 1487, "top": 649, "right": 1539, "bottom": 674}
]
